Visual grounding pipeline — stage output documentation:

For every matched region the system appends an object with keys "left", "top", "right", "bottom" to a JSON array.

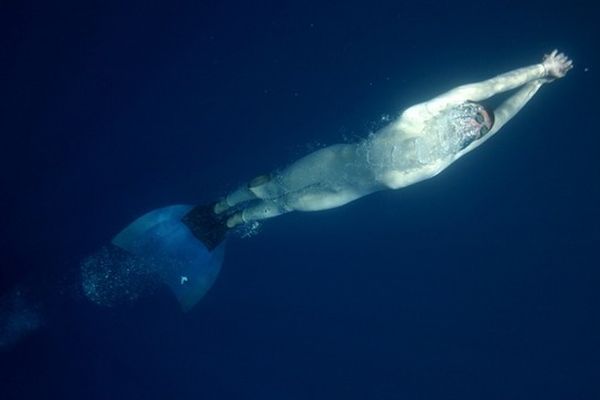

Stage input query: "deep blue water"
[{"left": 1, "top": 1, "right": 599, "bottom": 399}]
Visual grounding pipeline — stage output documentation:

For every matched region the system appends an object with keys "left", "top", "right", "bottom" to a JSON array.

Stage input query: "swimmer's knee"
[
  {"left": 248, "top": 173, "right": 282, "bottom": 199},
  {"left": 248, "top": 173, "right": 272, "bottom": 189}
]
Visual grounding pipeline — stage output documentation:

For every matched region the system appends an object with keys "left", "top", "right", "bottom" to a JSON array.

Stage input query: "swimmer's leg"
[
  {"left": 214, "top": 187, "right": 255, "bottom": 214},
  {"left": 226, "top": 185, "right": 367, "bottom": 228},
  {"left": 226, "top": 199, "right": 291, "bottom": 228},
  {"left": 286, "top": 189, "right": 361, "bottom": 212},
  {"left": 214, "top": 174, "right": 275, "bottom": 214}
]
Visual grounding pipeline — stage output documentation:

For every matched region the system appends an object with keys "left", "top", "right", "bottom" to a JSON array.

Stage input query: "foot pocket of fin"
[{"left": 181, "top": 203, "right": 228, "bottom": 251}]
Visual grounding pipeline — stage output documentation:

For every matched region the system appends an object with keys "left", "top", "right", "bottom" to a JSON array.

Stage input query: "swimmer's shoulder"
[
  {"left": 392, "top": 92, "right": 460, "bottom": 137},
  {"left": 390, "top": 102, "right": 440, "bottom": 137}
]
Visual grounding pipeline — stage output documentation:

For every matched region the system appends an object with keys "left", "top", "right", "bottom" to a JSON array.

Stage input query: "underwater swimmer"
[
  {"left": 75, "top": 50, "right": 574, "bottom": 312},
  {"left": 209, "top": 50, "right": 573, "bottom": 231},
  {"left": 79, "top": 50, "right": 573, "bottom": 311}
]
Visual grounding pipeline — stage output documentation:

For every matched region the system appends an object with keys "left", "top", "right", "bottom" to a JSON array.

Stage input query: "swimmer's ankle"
[
  {"left": 226, "top": 213, "right": 244, "bottom": 228},
  {"left": 214, "top": 200, "right": 229, "bottom": 214}
]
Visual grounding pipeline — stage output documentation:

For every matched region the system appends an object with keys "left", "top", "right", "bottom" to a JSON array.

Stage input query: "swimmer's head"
[
  {"left": 444, "top": 101, "right": 494, "bottom": 150},
  {"left": 464, "top": 101, "right": 494, "bottom": 138}
]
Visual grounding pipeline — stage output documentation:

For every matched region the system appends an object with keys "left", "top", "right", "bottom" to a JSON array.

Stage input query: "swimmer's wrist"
[
  {"left": 539, "top": 62, "right": 555, "bottom": 83},
  {"left": 540, "top": 63, "right": 548, "bottom": 77}
]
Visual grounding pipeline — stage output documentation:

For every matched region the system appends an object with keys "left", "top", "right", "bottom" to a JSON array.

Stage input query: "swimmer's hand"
[{"left": 542, "top": 50, "right": 573, "bottom": 80}]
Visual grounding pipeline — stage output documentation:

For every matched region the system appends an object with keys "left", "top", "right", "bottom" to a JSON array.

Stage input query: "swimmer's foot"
[{"left": 181, "top": 203, "right": 229, "bottom": 250}]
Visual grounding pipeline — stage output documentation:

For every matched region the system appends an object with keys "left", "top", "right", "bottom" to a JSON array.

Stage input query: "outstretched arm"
[
  {"left": 462, "top": 51, "right": 573, "bottom": 152},
  {"left": 465, "top": 80, "right": 544, "bottom": 151},
  {"left": 401, "top": 50, "right": 573, "bottom": 124},
  {"left": 433, "top": 64, "right": 544, "bottom": 105}
]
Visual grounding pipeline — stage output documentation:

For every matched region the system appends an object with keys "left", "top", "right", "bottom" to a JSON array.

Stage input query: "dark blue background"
[{"left": 1, "top": 0, "right": 599, "bottom": 398}]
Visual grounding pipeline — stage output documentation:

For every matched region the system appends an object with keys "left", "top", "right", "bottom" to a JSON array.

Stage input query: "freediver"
[
  {"left": 187, "top": 50, "right": 573, "bottom": 246},
  {"left": 82, "top": 50, "right": 573, "bottom": 310}
]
